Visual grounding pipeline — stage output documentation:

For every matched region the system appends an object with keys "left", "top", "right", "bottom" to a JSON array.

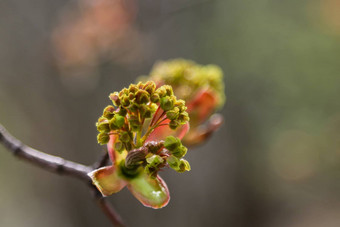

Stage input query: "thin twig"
[
  {"left": 0, "top": 124, "right": 91, "bottom": 181},
  {"left": 0, "top": 124, "right": 126, "bottom": 227}
]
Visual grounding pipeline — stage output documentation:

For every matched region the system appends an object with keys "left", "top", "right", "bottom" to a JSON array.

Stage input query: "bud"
[
  {"left": 178, "top": 112, "right": 190, "bottom": 122},
  {"left": 163, "top": 85, "right": 173, "bottom": 96},
  {"left": 118, "top": 107, "right": 127, "bottom": 116},
  {"left": 166, "top": 109, "right": 179, "bottom": 120},
  {"left": 178, "top": 159, "right": 191, "bottom": 172},
  {"left": 169, "top": 120, "right": 179, "bottom": 130},
  {"left": 172, "top": 145, "right": 187, "bottom": 158},
  {"left": 103, "top": 105, "right": 115, "bottom": 119},
  {"left": 96, "top": 121, "right": 110, "bottom": 132},
  {"left": 110, "top": 115, "right": 125, "bottom": 130},
  {"left": 119, "top": 131, "right": 131, "bottom": 143},
  {"left": 160, "top": 96, "right": 174, "bottom": 111},
  {"left": 144, "top": 81, "right": 156, "bottom": 95},
  {"left": 164, "top": 136, "right": 181, "bottom": 151},
  {"left": 128, "top": 92, "right": 135, "bottom": 100},
  {"left": 109, "top": 92, "right": 120, "bottom": 106},
  {"left": 150, "top": 93, "right": 160, "bottom": 103},
  {"left": 114, "top": 141, "right": 125, "bottom": 153},
  {"left": 97, "top": 132, "right": 110, "bottom": 145},
  {"left": 156, "top": 86, "right": 167, "bottom": 98},
  {"left": 146, "top": 154, "right": 164, "bottom": 166},
  {"left": 121, "top": 96, "right": 130, "bottom": 107},
  {"left": 140, "top": 104, "right": 152, "bottom": 118},
  {"left": 128, "top": 84, "right": 138, "bottom": 94},
  {"left": 135, "top": 90, "right": 150, "bottom": 104},
  {"left": 128, "top": 116, "right": 141, "bottom": 132},
  {"left": 167, "top": 155, "right": 180, "bottom": 170}
]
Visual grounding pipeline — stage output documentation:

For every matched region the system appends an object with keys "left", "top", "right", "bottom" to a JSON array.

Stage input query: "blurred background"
[{"left": 0, "top": 0, "right": 340, "bottom": 226}]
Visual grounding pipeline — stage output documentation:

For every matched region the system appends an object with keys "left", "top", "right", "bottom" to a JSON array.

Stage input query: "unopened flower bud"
[
  {"left": 169, "top": 120, "right": 179, "bottom": 129},
  {"left": 144, "top": 81, "right": 156, "bottom": 95},
  {"left": 156, "top": 86, "right": 167, "bottom": 98},
  {"left": 163, "top": 85, "right": 173, "bottom": 96},
  {"left": 121, "top": 96, "right": 130, "bottom": 107},
  {"left": 128, "top": 84, "right": 138, "bottom": 94},
  {"left": 140, "top": 105, "right": 152, "bottom": 118},
  {"left": 160, "top": 96, "right": 174, "bottom": 111},
  {"left": 167, "top": 155, "right": 180, "bottom": 170},
  {"left": 103, "top": 105, "right": 115, "bottom": 119},
  {"left": 150, "top": 93, "right": 160, "bottom": 103},
  {"left": 110, "top": 115, "right": 125, "bottom": 130},
  {"left": 109, "top": 92, "right": 120, "bottom": 106},
  {"left": 136, "top": 90, "right": 149, "bottom": 104},
  {"left": 97, "top": 121, "right": 110, "bottom": 132},
  {"left": 119, "top": 131, "right": 131, "bottom": 143},
  {"left": 97, "top": 132, "right": 110, "bottom": 145},
  {"left": 118, "top": 107, "right": 127, "bottom": 116},
  {"left": 114, "top": 141, "right": 125, "bottom": 153},
  {"left": 166, "top": 109, "right": 179, "bottom": 120},
  {"left": 164, "top": 136, "right": 181, "bottom": 151},
  {"left": 178, "top": 159, "right": 191, "bottom": 172},
  {"left": 172, "top": 145, "right": 187, "bottom": 158}
]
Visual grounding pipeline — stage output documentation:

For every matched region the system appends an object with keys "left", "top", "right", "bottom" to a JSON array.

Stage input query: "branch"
[
  {"left": 0, "top": 124, "right": 126, "bottom": 227},
  {"left": 91, "top": 186, "right": 126, "bottom": 227},
  {"left": 0, "top": 124, "right": 91, "bottom": 181}
]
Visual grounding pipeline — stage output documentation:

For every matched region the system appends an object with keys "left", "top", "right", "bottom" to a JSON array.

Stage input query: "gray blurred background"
[{"left": 1, "top": 0, "right": 340, "bottom": 226}]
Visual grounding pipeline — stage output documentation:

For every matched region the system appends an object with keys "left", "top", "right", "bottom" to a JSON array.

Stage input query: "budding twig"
[{"left": 0, "top": 124, "right": 125, "bottom": 227}]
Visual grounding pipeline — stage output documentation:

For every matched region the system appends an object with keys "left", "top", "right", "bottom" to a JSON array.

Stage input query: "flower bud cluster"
[
  {"left": 163, "top": 136, "right": 190, "bottom": 173},
  {"left": 147, "top": 59, "right": 225, "bottom": 108},
  {"left": 96, "top": 81, "right": 190, "bottom": 177},
  {"left": 141, "top": 136, "right": 190, "bottom": 178}
]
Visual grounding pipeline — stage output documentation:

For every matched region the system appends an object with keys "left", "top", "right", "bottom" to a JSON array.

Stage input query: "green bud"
[
  {"left": 136, "top": 82, "right": 144, "bottom": 89},
  {"left": 156, "top": 86, "right": 167, "bottom": 98},
  {"left": 135, "top": 90, "right": 150, "bottom": 104},
  {"left": 128, "top": 92, "right": 135, "bottom": 100},
  {"left": 172, "top": 145, "right": 187, "bottom": 158},
  {"left": 178, "top": 112, "right": 190, "bottom": 122},
  {"left": 164, "top": 136, "right": 181, "bottom": 151},
  {"left": 110, "top": 115, "right": 125, "bottom": 130},
  {"left": 150, "top": 93, "right": 160, "bottom": 103},
  {"left": 128, "top": 116, "right": 141, "bottom": 132},
  {"left": 121, "top": 96, "right": 130, "bottom": 107},
  {"left": 140, "top": 105, "right": 152, "bottom": 118},
  {"left": 169, "top": 120, "right": 179, "bottom": 130},
  {"left": 163, "top": 85, "right": 173, "bottom": 96},
  {"left": 174, "top": 100, "right": 185, "bottom": 108},
  {"left": 178, "top": 159, "right": 191, "bottom": 172},
  {"left": 160, "top": 96, "right": 174, "bottom": 111},
  {"left": 146, "top": 154, "right": 164, "bottom": 166},
  {"left": 119, "top": 131, "right": 131, "bottom": 143},
  {"left": 167, "top": 155, "right": 180, "bottom": 170},
  {"left": 97, "top": 132, "right": 110, "bottom": 145},
  {"left": 144, "top": 81, "right": 156, "bottom": 94},
  {"left": 128, "top": 84, "right": 138, "bottom": 94},
  {"left": 166, "top": 109, "right": 179, "bottom": 120},
  {"left": 114, "top": 141, "right": 124, "bottom": 153},
  {"left": 103, "top": 105, "right": 115, "bottom": 119},
  {"left": 96, "top": 121, "right": 110, "bottom": 132},
  {"left": 127, "top": 103, "right": 139, "bottom": 112},
  {"left": 118, "top": 107, "right": 127, "bottom": 116}
]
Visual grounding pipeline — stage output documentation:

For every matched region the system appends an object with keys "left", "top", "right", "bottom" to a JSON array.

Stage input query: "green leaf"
[
  {"left": 88, "top": 166, "right": 126, "bottom": 196},
  {"left": 127, "top": 173, "right": 170, "bottom": 209}
]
